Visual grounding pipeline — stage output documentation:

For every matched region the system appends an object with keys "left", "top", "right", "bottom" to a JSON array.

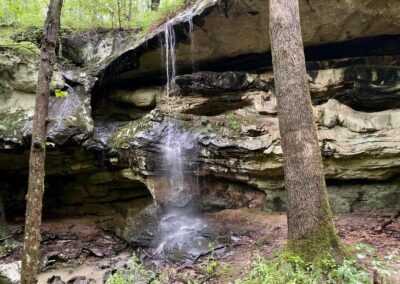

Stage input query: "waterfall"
[
  {"left": 164, "top": 24, "right": 176, "bottom": 97},
  {"left": 151, "top": 19, "right": 214, "bottom": 264},
  {"left": 188, "top": 16, "right": 198, "bottom": 73},
  {"left": 161, "top": 122, "right": 197, "bottom": 205}
]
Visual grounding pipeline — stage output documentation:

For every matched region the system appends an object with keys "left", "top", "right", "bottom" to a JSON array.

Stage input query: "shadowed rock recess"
[{"left": 1, "top": 0, "right": 400, "bottom": 244}]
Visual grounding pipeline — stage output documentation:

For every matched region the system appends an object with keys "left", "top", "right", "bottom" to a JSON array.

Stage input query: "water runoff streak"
[
  {"left": 164, "top": 24, "right": 176, "bottom": 97},
  {"left": 188, "top": 16, "right": 198, "bottom": 73}
]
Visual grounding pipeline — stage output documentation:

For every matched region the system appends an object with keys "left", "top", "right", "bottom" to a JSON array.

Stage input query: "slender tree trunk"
[
  {"left": 21, "top": 0, "right": 63, "bottom": 283},
  {"left": 269, "top": 0, "right": 343, "bottom": 262},
  {"left": 117, "top": 1, "right": 122, "bottom": 29},
  {"left": 127, "top": 0, "right": 133, "bottom": 24},
  {"left": 0, "top": 197, "right": 7, "bottom": 239}
]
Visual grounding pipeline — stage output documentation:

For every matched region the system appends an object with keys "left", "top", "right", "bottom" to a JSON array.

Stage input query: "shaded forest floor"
[{"left": 1, "top": 209, "right": 400, "bottom": 283}]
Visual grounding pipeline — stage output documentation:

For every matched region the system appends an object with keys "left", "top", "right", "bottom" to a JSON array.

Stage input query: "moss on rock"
[{"left": 0, "top": 110, "right": 28, "bottom": 144}]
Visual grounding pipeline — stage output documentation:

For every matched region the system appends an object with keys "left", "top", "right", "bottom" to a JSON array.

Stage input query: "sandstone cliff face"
[{"left": 0, "top": 0, "right": 400, "bottom": 230}]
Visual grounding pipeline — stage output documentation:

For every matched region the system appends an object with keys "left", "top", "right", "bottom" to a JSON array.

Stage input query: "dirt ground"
[{"left": 1, "top": 209, "right": 400, "bottom": 283}]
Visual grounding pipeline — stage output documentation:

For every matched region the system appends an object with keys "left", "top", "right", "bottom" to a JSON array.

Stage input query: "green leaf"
[
  {"left": 45, "top": 141, "right": 55, "bottom": 147},
  {"left": 65, "top": 116, "right": 76, "bottom": 126},
  {"left": 55, "top": 89, "right": 68, "bottom": 98}
]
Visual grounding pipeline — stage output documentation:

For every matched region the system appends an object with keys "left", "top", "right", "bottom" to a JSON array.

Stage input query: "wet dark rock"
[
  {"left": 47, "top": 275, "right": 65, "bottom": 284},
  {"left": 175, "top": 71, "right": 272, "bottom": 94},
  {"left": 82, "top": 247, "right": 104, "bottom": 258},
  {"left": 199, "top": 179, "right": 265, "bottom": 211},
  {"left": 112, "top": 200, "right": 163, "bottom": 247},
  {"left": 141, "top": 208, "right": 232, "bottom": 265},
  {"left": 66, "top": 276, "right": 95, "bottom": 284},
  {"left": 45, "top": 251, "right": 68, "bottom": 263}
]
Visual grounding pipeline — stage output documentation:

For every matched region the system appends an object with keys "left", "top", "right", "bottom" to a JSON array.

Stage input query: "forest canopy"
[{"left": 0, "top": 0, "right": 185, "bottom": 30}]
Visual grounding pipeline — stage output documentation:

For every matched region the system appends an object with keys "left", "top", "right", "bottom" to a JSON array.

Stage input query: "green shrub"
[
  {"left": 106, "top": 255, "right": 155, "bottom": 284},
  {"left": 236, "top": 244, "right": 399, "bottom": 284},
  {"left": 0, "top": 0, "right": 187, "bottom": 31}
]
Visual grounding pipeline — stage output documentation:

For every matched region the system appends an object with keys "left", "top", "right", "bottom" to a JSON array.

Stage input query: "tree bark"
[
  {"left": 127, "top": 0, "right": 133, "bottom": 23},
  {"left": 20, "top": 0, "right": 63, "bottom": 283},
  {"left": 269, "top": 0, "right": 343, "bottom": 262},
  {"left": 117, "top": 1, "right": 122, "bottom": 29}
]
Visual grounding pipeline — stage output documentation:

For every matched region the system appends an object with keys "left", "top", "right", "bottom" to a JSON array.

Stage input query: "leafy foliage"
[
  {"left": 226, "top": 112, "right": 253, "bottom": 131},
  {"left": 54, "top": 89, "right": 68, "bottom": 98},
  {"left": 236, "top": 244, "right": 399, "bottom": 284},
  {"left": 106, "top": 255, "right": 155, "bottom": 284},
  {"left": 198, "top": 242, "right": 219, "bottom": 278},
  {"left": 0, "top": 0, "right": 187, "bottom": 31}
]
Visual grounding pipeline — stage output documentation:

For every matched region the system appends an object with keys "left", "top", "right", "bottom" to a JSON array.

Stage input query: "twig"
[
  {"left": 376, "top": 211, "right": 400, "bottom": 233},
  {"left": 0, "top": 235, "right": 12, "bottom": 242},
  {"left": 306, "top": 0, "right": 316, "bottom": 12},
  {"left": 373, "top": 270, "right": 382, "bottom": 284},
  {"left": 193, "top": 245, "right": 225, "bottom": 263},
  {"left": 176, "top": 264, "right": 196, "bottom": 272}
]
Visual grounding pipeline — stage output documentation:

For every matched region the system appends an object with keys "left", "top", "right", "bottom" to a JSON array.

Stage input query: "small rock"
[
  {"left": 103, "top": 270, "right": 112, "bottom": 283},
  {"left": 47, "top": 275, "right": 65, "bottom": 284},
  {"left": 67, "top": 276, "right": 95, "bottom": 284},
  {"left": 46, "top": 251, "right": 68, "bottom": 262},
  {"left": 113, "top": 259, "right": 128, "bottom": 270},
  {"left": 0, "top": 261, "right": 21, "bottom": 284},
  {"left": 256, "top": 235, "right": 274, "bottom": 246},
  {"left": 82, "top": 247, "right": 104, "bottom": 258},
  {"left": 241, "top": 124, "right": 264, "bottom": 137}
]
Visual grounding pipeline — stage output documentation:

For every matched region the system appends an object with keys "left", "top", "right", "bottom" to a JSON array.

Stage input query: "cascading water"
[
  {"left": 164, "top": 24, "right": 176, "bottom": 97},
  {"left": 188, "top": 16, "right": 198, "bottom": 73},
  {"left": 150, "top": 22, "right": 217, "bottom": 264},
  {"left": 160, "top": 122, "right": 199, "bottom": 206}
]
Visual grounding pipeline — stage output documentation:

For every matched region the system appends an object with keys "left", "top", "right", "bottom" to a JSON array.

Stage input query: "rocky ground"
[{"left": 1, "top": 209, "right": 399, "bottom": 283}]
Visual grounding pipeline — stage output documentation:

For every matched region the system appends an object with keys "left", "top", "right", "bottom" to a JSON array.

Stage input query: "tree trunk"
[
  {"left": 268, "top": 0, "right": 343, "bottom": 262},
  {"left": 0, "top": 197, "right": 7, "bottom": 239},
  {"left": 117, "top": 1, "right": 122, "bottom": 29},
  {"left": 127, "top": 0, "right": 133, "bottom": 23},
  {"left": 20, "top": 0, "right": 63, "bottom": 283}
]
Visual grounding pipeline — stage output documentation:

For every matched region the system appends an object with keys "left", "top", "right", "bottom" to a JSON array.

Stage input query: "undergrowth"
[
  {"left": 133, "top": 0, "right": 186, "bottom": 32},
  {"left": 236, "top": 244, "right": 399, "bottom": 284},
  {"left": 106, "top": 255, "right": 156, "bottom": 284},
  {"left": 0, "top": 0, "right": 188, "bottom": 32}
]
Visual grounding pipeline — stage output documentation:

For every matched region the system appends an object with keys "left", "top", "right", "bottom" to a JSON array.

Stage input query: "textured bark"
[
  {"left": 269, "top": 0, "right": 343, "bottom": 261},
  {"left": 21, "top": 0, "right": 63, "bottom": 283}
]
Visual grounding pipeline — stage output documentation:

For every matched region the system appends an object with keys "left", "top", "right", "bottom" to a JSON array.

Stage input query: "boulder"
[
  {"left": 0, "top": 261, "right": 20, "bottom": 284},
  {"left": 111, "top": 88, "right": 160, "bottom": 108}
]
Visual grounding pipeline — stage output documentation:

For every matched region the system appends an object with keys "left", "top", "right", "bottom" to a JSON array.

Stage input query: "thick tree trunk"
[
  {"left": 20, "top": 0, "right": 63, "bottom": 283},
  {"left": 269, "top": 0, "right": 343, "bottom": 262}
]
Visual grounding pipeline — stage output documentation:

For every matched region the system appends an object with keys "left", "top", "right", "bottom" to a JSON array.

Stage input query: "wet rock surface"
[{"left": 142, "top": 208, "right": 231, "bottom": 266}]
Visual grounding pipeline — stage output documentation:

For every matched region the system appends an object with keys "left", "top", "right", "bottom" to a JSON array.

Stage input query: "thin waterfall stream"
[
  {"left": 188, "top": 16, "right": 198, "bottom": 73},
  {"left": 149, "top": 22, "right": 220, "bottom": 264},
  {"left": 164, "top": 24, "right": 176, "bottom": 96}
]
